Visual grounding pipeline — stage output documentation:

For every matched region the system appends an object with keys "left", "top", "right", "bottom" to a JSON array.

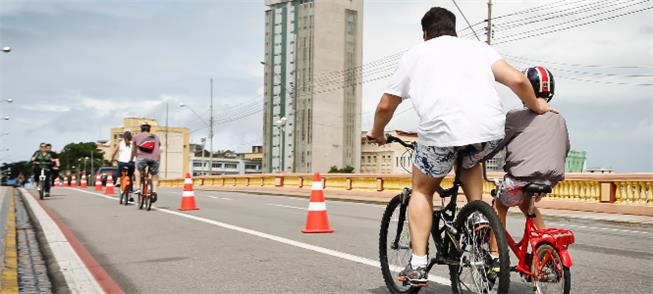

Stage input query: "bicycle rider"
[
  {"left": 31, "top": 142, "right": 54, "bottom": 197},
  {"left": 131, "top": 122, "right": 162, "bottom": 202},
  {"left": 45, "top": 143, "right": 61, "bottom": 186},
  {"left": 487, "top": 66, "right": 570, "bottom": 231},
  {"left": 367, "top": 7, "right": 556, "bottom": 285},
  {"left": 111, "top": 130, "right": 135, "bottom": 192}
]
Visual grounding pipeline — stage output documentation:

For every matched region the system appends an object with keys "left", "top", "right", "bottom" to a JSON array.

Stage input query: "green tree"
[
  {"left": 58, "top": 142, "right": 109, "bottom": 175},
  {"left": 328, "top": 165, "right": 355, "bottom": 173}
]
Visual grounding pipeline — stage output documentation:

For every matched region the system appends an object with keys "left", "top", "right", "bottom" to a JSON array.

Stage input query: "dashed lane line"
[
  {"left": 265, "top": 203, "right": 306, "bottom": 211},
  {"left": 71, "top": 188, "right": 452, "bottom": 287},
  {"left": 548, "top": 222, "right": 650, "bottom": 235}
]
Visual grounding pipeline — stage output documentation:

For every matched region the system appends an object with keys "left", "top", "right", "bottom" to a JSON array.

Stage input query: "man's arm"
[
  {"left": 130, "top": 142, "right": 137, "bottom": 162},
  {"left": 492, "top": 60, "right": 554, "bottom": 114},
  {"left": 110, "top": 143, "right": 120, "bottom": 162},
  {"left": 366, "top": 93, "right": 402, "bottom": 145}
]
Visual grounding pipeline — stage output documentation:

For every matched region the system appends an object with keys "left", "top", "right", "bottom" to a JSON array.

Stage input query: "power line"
[
  {"left": 504, "top": 54, "right": 653, "bottom": 70},
  {"left": 494, "top": 0, "right": 649, "bottom": 37},
  {"left": 451, "top": 0, "right": 482, "bottom": 41},
  {"left": 506, "top": 57, "right": 653, "bottom": 78},
  {"left": 492, "top": 0, "right": 625, "bottom": 29},
  {"left": 493, "top": 6, "right": 653, "bottom": 45},
  {"left": 492, "top": 0, "right": 589, "bottom": 20}
]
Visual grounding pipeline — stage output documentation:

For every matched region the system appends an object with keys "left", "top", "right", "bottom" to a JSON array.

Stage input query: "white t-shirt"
[
  {"left": 384, "top": 36, "right": 505, "bottom": 147},
  {"left": 118, "top": 140, "right": 132, "bottom": 163}
]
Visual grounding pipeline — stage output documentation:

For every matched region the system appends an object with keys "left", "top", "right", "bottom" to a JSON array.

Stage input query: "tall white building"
[{"left": 262, "top": 0, "right": 363, "bottom": 173}]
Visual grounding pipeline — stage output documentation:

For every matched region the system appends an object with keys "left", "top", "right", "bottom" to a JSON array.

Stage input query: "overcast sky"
[{"left": 1, "top": 0, "right": 651, "bottom": 172}]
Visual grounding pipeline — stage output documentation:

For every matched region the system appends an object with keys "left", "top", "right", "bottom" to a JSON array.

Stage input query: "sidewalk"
[{"left": 194, "top": 186, "right": 653, "bottom": 227}]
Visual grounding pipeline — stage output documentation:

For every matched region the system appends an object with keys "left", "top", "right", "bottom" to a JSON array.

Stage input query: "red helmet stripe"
[{"left": 536, "top": 66, "right": 550, "bottom": 93}]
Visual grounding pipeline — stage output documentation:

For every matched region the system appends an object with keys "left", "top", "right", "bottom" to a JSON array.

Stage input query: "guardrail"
[{"left": 160, "top": 173, "right": 652, "bottom": 205}]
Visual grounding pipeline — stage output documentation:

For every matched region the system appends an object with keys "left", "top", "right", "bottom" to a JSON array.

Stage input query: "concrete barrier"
[{"left": 160, "top": 173, "right": 653, "bottom": 205}]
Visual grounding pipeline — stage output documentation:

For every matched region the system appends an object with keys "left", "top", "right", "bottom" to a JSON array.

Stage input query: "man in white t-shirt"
[{"left": 367, "top": 7, "right": 555, "bottom": 285}]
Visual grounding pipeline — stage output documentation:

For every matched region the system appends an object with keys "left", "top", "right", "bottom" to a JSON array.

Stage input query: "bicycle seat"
[{"left": 522, "top": 183, "right": 552, "bottom": 194}]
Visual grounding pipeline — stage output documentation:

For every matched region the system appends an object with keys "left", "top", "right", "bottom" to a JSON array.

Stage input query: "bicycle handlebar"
[{"left": 386, "top": 134, "right": 415, "bottom": 149}]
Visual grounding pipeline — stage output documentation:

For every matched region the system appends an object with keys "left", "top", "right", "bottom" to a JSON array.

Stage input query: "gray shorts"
[
  {"left": 414, "top": 139, "right": 502, "bottom": 178},
  {"left": 136, "top": 158, "right": 160, "bottom": 176}
]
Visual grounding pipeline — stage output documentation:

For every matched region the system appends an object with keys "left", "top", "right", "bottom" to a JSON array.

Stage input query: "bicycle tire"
[
  {"left": 146, "top": 181, "right": 153, "bottom": 211},
  {"left": 138, "top": 193, "right": 144, "bottom": 210},
  {"left": 39, "top": 182, "right": 44, "bottom": 200},
  {"left": 120, "top": 189, "right": 129, "bottom": 205},
  {"left": 379, "top": 193, "right": 421, "bottom": 294},
  {"left": 532, "top": 244, "right": 570, "bottom": 294},
  {"left": 450, "top": 200, "right": 511, "bottom": 294}
]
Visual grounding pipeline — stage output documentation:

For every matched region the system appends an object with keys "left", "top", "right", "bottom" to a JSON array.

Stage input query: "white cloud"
[{"left": 19, "top": 105, "right": 72, "bottom": 112}]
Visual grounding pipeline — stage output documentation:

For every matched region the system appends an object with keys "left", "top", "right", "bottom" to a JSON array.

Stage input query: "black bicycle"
[
  {"left": 35, "top": 167, "right": 50, "bottom": 200},
  {"left": 378, "top": 135, "right": 510, "bottom": 294},
  {"left": 137, "top": 165, "right": 155, "bottom": 211}
]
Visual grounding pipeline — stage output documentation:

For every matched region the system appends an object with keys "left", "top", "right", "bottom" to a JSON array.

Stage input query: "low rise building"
[
  {"left": 109, "top": 117, "right": 190, "bottom": 179},
  {"left": 360, "top": 130, "right": 417, "bottom": 174},
  {"left": 189, "top": 146, "right": 262, "bottom": 176}
]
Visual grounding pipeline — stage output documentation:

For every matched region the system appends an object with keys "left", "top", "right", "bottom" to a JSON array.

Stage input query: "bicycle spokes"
[
  {"left": 457, "top": 212, "right": 497, "bottom": 293},
  {"left": 533, "top": 244, "right": 567, "bottom": 294}
]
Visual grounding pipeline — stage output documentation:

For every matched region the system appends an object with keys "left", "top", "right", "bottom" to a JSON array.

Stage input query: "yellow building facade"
[
  {"left": 360, "top": 130, "right": 418, "bottom": 174},
  {"left": 109, "top": 117, "right": 190, "bottom": 179}
]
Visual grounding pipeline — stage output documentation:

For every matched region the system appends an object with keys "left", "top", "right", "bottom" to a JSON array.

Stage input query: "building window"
[
  {"left": 212, "top": 163, "right": 221, "bottom": 168},
  {"left": 225, "top": 163, "right": 238, "bottom": 169}
]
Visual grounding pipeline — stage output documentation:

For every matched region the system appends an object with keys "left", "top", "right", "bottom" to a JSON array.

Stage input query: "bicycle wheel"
[
  {"left": 120, "top": 189, "right": 129, "bottom": 205},
  {"left": 531, "top": 244, "right": 570, "bottom": 294},
  {"left": 138, "top": 192, "right": 145, "bottom": 210},
  {"left": 450, "top": 200, "right": 510, "bottom": 294},
  {"left": 39, "top": 182, "right": 45, "bottom": 200},
  {"left": 379, "top": 193, "right": 421, "bottom": 294}
]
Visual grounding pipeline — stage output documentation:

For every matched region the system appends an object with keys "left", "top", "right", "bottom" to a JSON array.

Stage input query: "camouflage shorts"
[{"left": 413, "top": 139, "right": 502, "bottom": 178}]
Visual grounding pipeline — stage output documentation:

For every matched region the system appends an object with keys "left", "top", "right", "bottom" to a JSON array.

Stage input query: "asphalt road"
[{"left": 26, "top": 187, "right": 653, "bottom": 293}]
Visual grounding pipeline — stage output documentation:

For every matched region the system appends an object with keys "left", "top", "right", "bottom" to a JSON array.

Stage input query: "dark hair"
[
  {"left": 140, "top": 125, "right": 151, "bottom": 132},
  {"left": 421, "top": 7, "right": 457, "bottom": 40},
  {"left": 45, "top": 143, "right": 52, "bottom": 147},
  {"left": 123, "top": 131, "right": 132, "bottom": 140}
]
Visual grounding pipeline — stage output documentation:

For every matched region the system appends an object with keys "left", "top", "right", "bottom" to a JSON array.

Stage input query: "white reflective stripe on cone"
[
  {"left": 184, "top": 179, "right": 193, "bottom": 184},
  {"left": 182, "top": 191, "right": 195, "bottom": 197},
  {"left": 312, "top": 182, "right": 323, "bottom": 190},
  {"left": 308, "top": 202, "right": 326, "bottom": 211}
]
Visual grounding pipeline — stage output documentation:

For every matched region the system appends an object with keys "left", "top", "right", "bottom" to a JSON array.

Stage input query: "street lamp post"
[
  {"left": 180, "top": 79, "right": 214, "bottom": 176},
  {"left": 275, "top": 117, "right": 287, "bottom": 172},
  {"left": 1, "top": 47, "right": 10, "bottom": 53}
]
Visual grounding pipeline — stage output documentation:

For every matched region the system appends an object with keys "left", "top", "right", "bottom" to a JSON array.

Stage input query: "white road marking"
[
  {"left": 266, "top": 203, "right": 306, "bottom": 211},
  {"left": 71, "top": 189, "right": 451, "bottom": 286},
  {"left": 549, "top": 222, "right": 650, "bottom": 235},
  {"left": 19, "top": 188, "right": 105, "bottom": 293},
  {"left": 207, "top": 195, "right": 233, "bottom": 201}
]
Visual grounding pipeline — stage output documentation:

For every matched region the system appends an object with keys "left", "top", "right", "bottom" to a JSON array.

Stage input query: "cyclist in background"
[
  {"left": 31, "top": 142, "right": 54, "bottom": 197},
  {"left": 366, "top": 7, "right": 555, "bottom": 284},
  {"left": 111, "top": 130, "right": 136, "bottom": 196},
  {"left": 45, "top": 143, "right": 60, "bottom": 186},
  {"left": 131, "top": 122, "right": 162, "bottom": 202}
]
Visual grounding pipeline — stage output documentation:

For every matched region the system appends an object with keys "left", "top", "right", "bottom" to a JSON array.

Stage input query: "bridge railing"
[{"left": 160, "top": 173, "right": 652, "bottom": 205}]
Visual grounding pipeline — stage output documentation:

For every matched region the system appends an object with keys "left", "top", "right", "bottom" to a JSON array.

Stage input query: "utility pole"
[
  {"left": 165, "top": 102, "right": 169, "bottom": 179},
  {"left": 209, "top": 78, "right": 214, "bottom": 176},
  {"left": 486, "top": 0, "right": 493, "bottom": 45}
]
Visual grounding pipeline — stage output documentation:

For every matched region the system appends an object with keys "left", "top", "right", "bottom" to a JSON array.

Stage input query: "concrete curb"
[{"left": 18, "top": 188, "right": 108, "bottom": 293}]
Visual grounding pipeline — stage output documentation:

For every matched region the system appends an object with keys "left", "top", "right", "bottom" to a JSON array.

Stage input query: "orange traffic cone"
[
  {"left": 54, "top": 177, "right": 61, "bottom": 187},
  {"left": 64, "top": 177, "right": 70, "bottom": 187},
  {"left": 302, "top": 172, "right": 334, "bottom": 233},
  {"left": 71, "top": 175, "right": 77, "bottom": 188},
  {"left": 94, "top": 173, "right": 102, "bottom": 191},
  {"left": 105, "top": 174, "right": 115, "bottom": 195},
  {"left": 178, "top": 173, "right": 199, "bottom": 211},
  {"left": 80, "top": 174, "right": 88, "bottom": 188}
]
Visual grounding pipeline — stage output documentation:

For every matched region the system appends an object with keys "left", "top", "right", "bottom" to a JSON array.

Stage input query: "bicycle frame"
[
  {"left": 483, "top": 166, "right": 574, "bottom": 278},
  {"left": 120, "top": 168, "right": 131, "bottom": 191}
]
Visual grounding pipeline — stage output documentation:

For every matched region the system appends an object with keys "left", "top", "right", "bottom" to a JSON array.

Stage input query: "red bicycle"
[{"left": 486, "top": 171, "right": 575, "bottom": 294}]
